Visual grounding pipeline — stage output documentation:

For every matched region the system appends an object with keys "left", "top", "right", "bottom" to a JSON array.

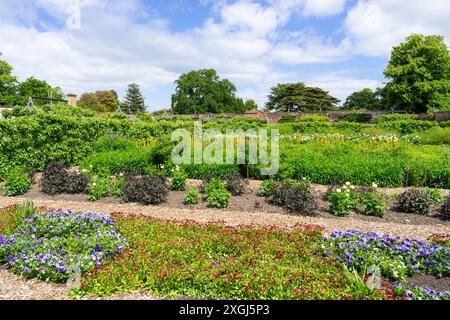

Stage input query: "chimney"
[{"left": 67, "top": 93, "right": 77, "bottom": 106}]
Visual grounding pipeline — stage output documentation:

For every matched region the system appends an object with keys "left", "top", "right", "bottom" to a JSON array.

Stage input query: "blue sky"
[{"left": 0, "top": 0, "right": 449, "bottom": 110}]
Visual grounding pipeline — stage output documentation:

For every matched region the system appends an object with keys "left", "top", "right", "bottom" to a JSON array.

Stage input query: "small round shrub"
[
  {"left": 441, "top": 197, "right": 450, "bottom": 218},
  {"left": 66, "top": 172, "right": 89, "bottom": 194},
  {"left": 284, "top": 182, "right": 318, "bottom": 216},
  {"left": 360, "top": 192, "right": 387, "bottom": 218},
  {"left": 122, "top": 174, "right": 168, "bottom": 205},
  {"left": 257, "top": 179, "right": 274, "bottom": 197},
  {"left": 204, "top": 179, "right": 231, "bottom": 209},
  {"left": 225, "top": 172, "right": 247, "bottom": 196},
  {"left": 40, "top": 162, "right": 68, "bottom": 195},
  {"left": 328, "top": 183, "right": 359, "bottom": 217},
  {"left": 88, "top": 177, "right": 110, "bottom": 201},
  {"left": 396, "top": 188, "right": 435, "bottom": 215},
  {"left": 171, "top": 169, "right": 187, "bottom": 191},
  {"left": 184, "top": 187, "right": 200, "bottom": 205},
  {"left": 266, "top": 180, "right": 293, "bottom": 206},
  {"left": 3, "top": 168, "right": 31, "bottom": 196}
]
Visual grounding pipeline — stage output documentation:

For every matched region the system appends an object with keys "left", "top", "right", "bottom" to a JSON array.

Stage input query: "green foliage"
[
  {"left": 74, "top": 218, "right": 388, "bottom": 299},
  {"left": 384, "top": 34, "right": 450, "bottom": 113},
  {"left": 184, "top": 187, "right": 200, "bottom": 205},
  {"left": 121, "top": 83, "right": 146, "bottom": 113},
  {"left": 343, "top": 88, "right": 383, "bottom": 110},
  {"left": 88, "top": 177, "right": 110, "bottom": 201},
  {"left": 376, "top": 113, "right": 418, "bottom": 123},
  {"left": 171, "top": 69, "right": 241, "bottom": 114},
  {"left": 78, "top": 90, "right": 119, "bottom": 112},
  {"left": 204, "top": 179, "right": 231, "bottom": 208},
  {"left": 122, "top": 174, "right": 168, "bottom": 205},
  {"left": 110, "top": 176, "right": 124, "bottom": 198},
  {"left": 328, "top": 183, "right": 359, "bottom": 217},
  {"left": 16, "top": 76, "right": 64, "bottom": 106},
  {"left": 337, "top": 112, "right": 373, "bottom": 123},
  {"left": 424, "top": 188, "right": 444, "bottom": 205},
  {"left": 257, "top": 179, "right": 274, "bottom": 197},
  {"left": 360, "top": 192, "right": 388, "bottom": 218},
  {"left": 278, "top": 114, "right": 296, "bottom": 123},
  {"left": 266, "top": 83, "right": 340, "bottom": 112},
  {"left": 0, "top": 58, "right": 18, "bottom": 106},
  {"left": 2, "top": 167, "right": 31, "bottom": 196},
  {"left": 416, "top": 127, "right": 450, "bottom": 145},
  {"left": 396, "top": 188, "right": 436, "bottom": 214},
  {"left": 298, "top": 114, "right": 329, "bottom": 122},
  {"left": 15, "top": 200, "right": 36, "bottom": 221},
  {"left": 171, "top": 168, "right": 187, "bottom": 191}
]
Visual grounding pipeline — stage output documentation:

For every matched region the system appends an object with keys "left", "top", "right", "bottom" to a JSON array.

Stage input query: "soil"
[{"left": 404, "top": 274, "right": 450, "bottom": 293}]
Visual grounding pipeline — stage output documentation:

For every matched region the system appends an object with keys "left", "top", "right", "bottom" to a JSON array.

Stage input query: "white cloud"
[
  {"left": 302, "top": 0, "right": 347, "bottom": 17},
  {"left": 343, "top": 0, "right": 450, "bottom": 56}
]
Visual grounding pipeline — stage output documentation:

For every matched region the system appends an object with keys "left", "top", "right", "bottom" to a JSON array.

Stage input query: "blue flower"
[{"left": 94, "top": 244, "right": 102, "bottom": 252}]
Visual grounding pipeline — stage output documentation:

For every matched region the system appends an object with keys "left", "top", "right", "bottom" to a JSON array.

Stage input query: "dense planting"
[
  {"left": 0, "top": 209, "right": 126, "bottom": 282},
  {"left": 73, "top": 216, "right": 389, "bottom": 299}
]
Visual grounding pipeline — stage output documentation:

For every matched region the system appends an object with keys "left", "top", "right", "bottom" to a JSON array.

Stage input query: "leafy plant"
[
  {"left": 66, "top": 172, "right": 89, "bottom": 194},
  {"left": 88, "top": 177, "right": 110, "bottom": 201},
  {"left": 224, "top": 172, "right": 247, "bottom": 196},
  {"left": 15, "top": 200, "right": 36, "bottom": 221},
  {"left": 122, "top": 174, "right": 168, "bottom": 205},
  {"left": 204, "top": 179, "right": 231, "bottom": 209},
  {"left": 184, "top": 187, "right": 200, "bottom": 205},
  {"left": 171, "top": 168, "right": 187, "bottom": 191},
  {"left": 40, "top": 162, "right": 68, "bottom": 195},
  {"left": 284, "top": 181, "right": 318, "bottom": 216},
  {"left": 111, "top": 176, "right": 124, "bottom": 198},
  {"left": 441, "top": 197, "right": 450, "bottom": 218},
  {"left": 360, "top": 192, "right": 388, "bottom": 218},
  {"left": 257, "top": 179, "right": 274, "bottom": 197},
  {"left": 266, "top": 180, "right": 294, "bottom": 206},
  {"left": 328, "top": 183, "right": 359, "bottom": 217},
  {"left": 3, "top": 167, "right": 31, "bottom": 196},
  {"left": 396, "top": 188, "right": 436, "bottom": 215}
]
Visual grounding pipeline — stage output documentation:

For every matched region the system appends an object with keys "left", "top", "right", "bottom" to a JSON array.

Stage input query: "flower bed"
[{"left": 0, "top": 209, "right": 127, "bottom": 282}]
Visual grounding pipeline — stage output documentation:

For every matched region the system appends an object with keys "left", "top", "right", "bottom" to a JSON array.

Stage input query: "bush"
[
  {"left": 425, "top": 188, "right": 444, "bottom": 205},
  {"left": 171, "top": 168, "right": 187, "bottom": 191},
  {"left": 110, "top": 176, "right": 124, "bottom": 198},
  {"left": 441, "top": 197, "right": 450, "bottom": 218},
  {"left": 224, "top": 172, "right": 247, "bottom": 196},
  {"left": 328, "top": 183, "right": 359, "bottom": 217},
  {"left": 0, "top": 210, "right": 126, "bottom": 283},
  {"left": 338, "top": 113, "right": 373, "bottom": 123},
  {"left": 278, "top": 115, "right": 296, "bottom": 123},
  {"left": 88, "top": 177, "right": 110, "bottom": 201},
  {"left": 66, "top": 172, "right": 89, "bottom": 194},
  {"left": 284, "top": 181, "right": 318, "bottom": 216},
  {"left": 266, "top": 180, "right": 293, "bottom": 206},
  {"left": 376, "top": 113, "right": 418, "bottom": 123},
  {"left": 204, "top": 179, "right": 231, "bottom": 209},
  {"left": 298, "top": 115, "right": 329, "bottom": 122},
  {"left": 257, "top": 179, "right": 274, "bottom": 197},
  {"left": 40, "top": 162, "right": 68, "bottom": 195},
  {"left": 184, "top": 187, "right": 200, "bottom": 205},
  {"left": 396, "top": 188, "right": 435, "bottom": 215},
  {"left": 94, "top": 135, "right": 136, "bottom": 152},
  {"left": 360, "top": 192, "right": 387, "bottom": 218},
  {"left": 3, "top": 168, "right": 31, "bottom": 196},
  {"left": 122, "top": 174, "right": 168, "bottom": 205}
]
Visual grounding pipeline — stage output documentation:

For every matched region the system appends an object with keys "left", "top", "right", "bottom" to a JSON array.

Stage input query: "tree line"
[{"left": 1, "top": 33, "right": 449, "bottom": 114}]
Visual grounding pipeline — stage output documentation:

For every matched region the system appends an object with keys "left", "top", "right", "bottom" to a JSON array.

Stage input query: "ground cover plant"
[
  {"left": 0, "top": 208, "right": 126, "bottom": 283},
  {"left": 73, "top": 215, "right": 390, "bottom": 300}
]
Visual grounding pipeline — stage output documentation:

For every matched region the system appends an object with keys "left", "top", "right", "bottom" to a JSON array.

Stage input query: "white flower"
[
  {"left": 350, "top": 185, "right": 355, "bottom": 190},
  {"left": 343, "top": 185, "right": 348, "bottom": 189},
  {"left": 89, "top": 164, "right": 93, "bottom": 168},
  {"left": 82, "top": 169, "right": 88, "bottom": 173},
  {"left": 345, "top": 182, "right": 351, "bottom": 186},
  {"left": 336, "top": 188, "right": 342, "bottom": 193},
  {"left": 372, "top": 183, "right": 378, "bottom": 189},
  {"left": 92, "top": 183, "right": 97, "bottom": 187},
  {"left": 302, "top": 177, "right": 307, "bottom": 180},
  {"left": 119, "top": 173, "right": 124, "bottom": 177}
]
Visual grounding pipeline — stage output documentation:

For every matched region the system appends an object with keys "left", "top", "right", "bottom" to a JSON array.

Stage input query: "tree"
[
  {"left": 171, "top": 69, "right": 241, "bottom": 114},
  {"left": 121, "top": 83, "right": 146, "bottom": 113},
  {"left": 16, "top": 76, "right": 64, "bottom": 105},
  {"left": 0, "top": 56, "right": 18, "bottom": 106},
  {"left": 265, "top": 83, "right": 340, "bottom": 112},
  {"left": 384, "top": 34, "right": 450, "bottom": 113},
  {"left": 343, "top": 88, "right": 384, "bottom": 110},
  {"left": 78, "top": 90, "right": 119, "bottom": 112}
]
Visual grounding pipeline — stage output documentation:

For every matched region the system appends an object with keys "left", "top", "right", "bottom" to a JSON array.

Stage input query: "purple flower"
[{"left": 94, "top": 244, "right": 102, "bottom": 252}]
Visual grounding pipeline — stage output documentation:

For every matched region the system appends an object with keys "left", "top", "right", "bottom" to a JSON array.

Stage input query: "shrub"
[
  {"left": 40, "top": 162, "right": 68, "bottom": 195},
  {"left": 204, "top": 179, "right": 231, "bottom": 209},
  {"left": 257, "top": 179, "right": 274, "bottom": 197},
  {"left": 66, "top": 172, "right": 89, "bottom": 194},
  {"left": 284, "top": 182, "right": 318, "bottom": 216},
  {"left": 110, "top": 176, "right": 124, "bottom": 198},
  {"left": 424, "top": 188, "right": 444, "bottom": 205},
  {"left": 122, "top": 174, "right": 168, "bottom": 205},
  {"left": 360, "top": 192, "right": 387, "bottom": 218},
  {"left": 440, "top": 197, "right": 450, "bottom": 218},
  {"left": 94, "top": 135, "right": 136, "bottom": 152},
  {"left": 278, "top": 115, "right": 296, "bottom": 123},
  {"left": 224, "top": 172, "right": 247, "bottom": 196},
  {"left": 171, "top": 168, "right": 187, "bottom": 191},
  {"left": 184, "top": 187, "right": 200, "bottom": 205},
  {"left": 266, "top": 180, "right": 293, "bottom": 206},
  {"left": 396, "top": 188, "right": 435, "bottom": 215},
  {"left": 328, "top": 183, "right": 359, "bottom": 217},
  {"left": 88, "top": 177, "right": 110, "bottom": 201},
  {"left": 376, "top": 113, "right": 418, "bottom": 123},
  {"left": 0, "top": 210, "right": 126, "bottom": 283},
  {"left": 3, "top": 168, "right": 31, "bottom": 196},
  {"left": 338, "top": 113, "right": 373, "bottom": 123}
]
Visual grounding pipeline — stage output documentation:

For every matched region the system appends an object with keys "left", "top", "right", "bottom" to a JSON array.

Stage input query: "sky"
[{"left": 0, "top": 0, "right": 449, "bottom": 111}]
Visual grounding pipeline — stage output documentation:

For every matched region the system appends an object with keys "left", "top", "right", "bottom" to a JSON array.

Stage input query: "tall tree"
[
  {"left": 265, "top": 83, "right": 340, "bottom": 112},
  {"left": 16, "top": 76, "right": 64, "bottom": 105},
  {"left": 171, "top": 69, "right": 240, "bottom": 114},
  {"left": 384, "top": 34, "right": 450, "bottom": 113},
  {"left": 78, "top": 90, "right": 119, "bottom": 112},
  {"left": 0, "top": 56, "right": 18, "bottom": 106},
  {"left": 121, "top": 83, "right": 146, "bottom": 113},
  {"left": 343, "top": 88, "right": 384, "bottom": 110}
]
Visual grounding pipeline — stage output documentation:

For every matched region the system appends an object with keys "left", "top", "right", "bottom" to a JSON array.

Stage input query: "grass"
[{"left": 73, "top": 214, "right": 390, "bottom": 300}]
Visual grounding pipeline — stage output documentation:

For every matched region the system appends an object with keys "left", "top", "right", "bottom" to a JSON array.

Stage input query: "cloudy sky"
[{"left": 0, "top": 0, "right": 449, "bottom": 110}]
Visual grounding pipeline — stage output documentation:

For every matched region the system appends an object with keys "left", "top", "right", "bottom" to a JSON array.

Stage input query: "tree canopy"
[
  {"left": 343, "top": 88, "right": 384, "bottom": 110},
  {"left": 0, "top": 57, "right": 18, "bottom": 106},
  {"left": 171, "top": 69, "right": 243, "bottom": 114},
  {"left": 121, "top": 83, "right": 146, "bottom": 113},
  {"left": 78, "top": 90, "right": 118, "bottom": 112},
  {"left": 384, "top": 34, "right": 450, "bottom": 113},
  {"left": 16, "top": 77, "right": 64, "bottom": 105}
]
